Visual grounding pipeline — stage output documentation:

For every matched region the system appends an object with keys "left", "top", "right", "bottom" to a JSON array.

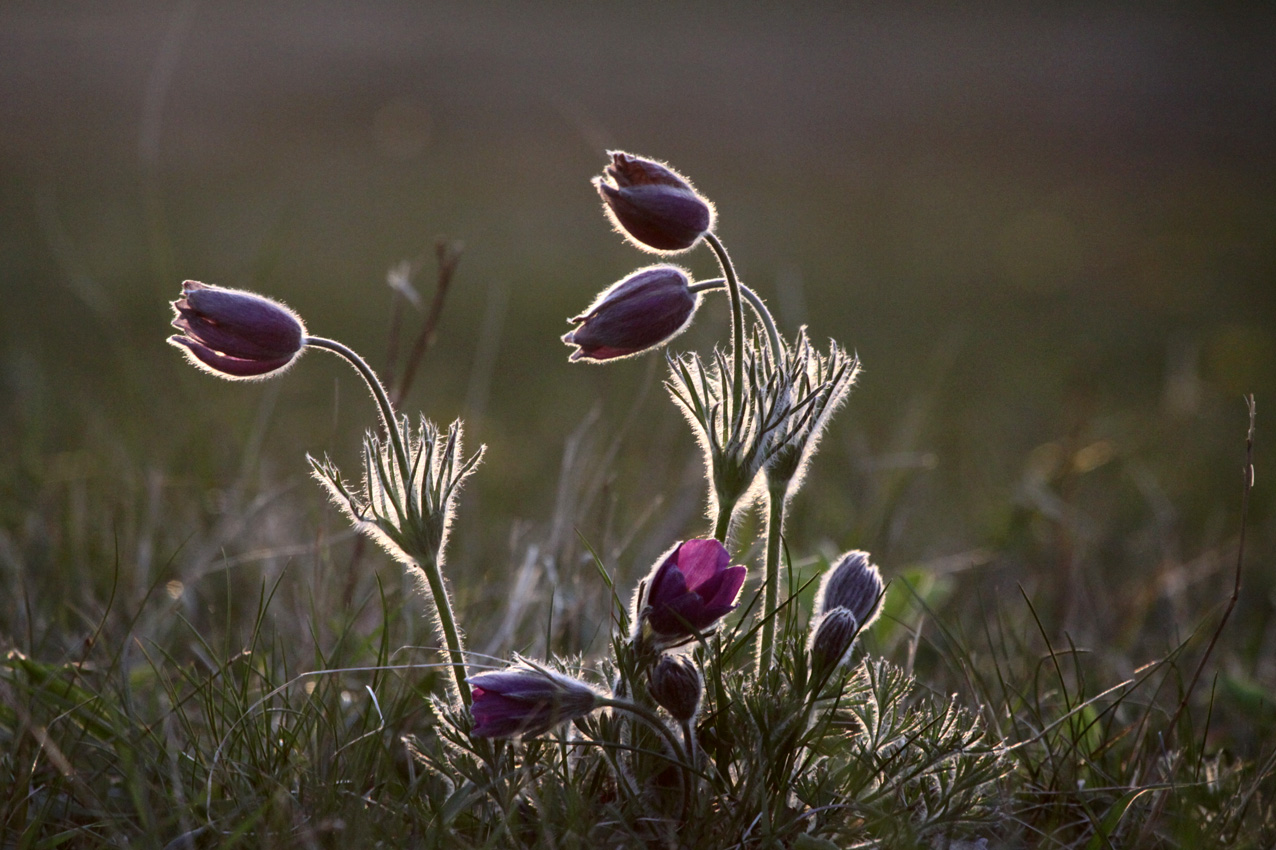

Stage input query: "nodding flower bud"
[
  {"left": 813, "top": 550, "right": 885, "bottom": 630},
  {"left": 169, "top": 281, "right": 306, "bottom": 380},
  {"left": 648, "top": 654, "right": 703, "bottom": 723},
  {"left": 562, "top": 265, "right": 699, "bottom": 362},
  {"left": 808, "top": 607, "right": 859, "bottom": 682},
  {"left": 634, "top": 538, "right": 747, "bottom": 650},
  {"left": 468, "top": 663, "right": 600, "bottom": 739},
  {"left": 593, "top": 151, "right": 715, "bottom": 253}
]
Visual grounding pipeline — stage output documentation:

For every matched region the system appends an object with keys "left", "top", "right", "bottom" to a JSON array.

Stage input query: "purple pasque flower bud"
[
  {"left": 169, "top": 281, "right": 306, "bottom": 380},
  {"left": 813, "top": 550, "right": 884, "bottom": 630},
  {"left": 808, "top": 606, "right": 859, "bottom": 683},
  {"left": 468, "top": 662, "right": 600, "bottom": 739},
  {"left": 648, "top": 653, "right": 703, "bottom": 723},
  {"left": 562, "top": 265, "right": 700, "bottom": 362},
  {"left": 634, "top": 538, "right": 747, "bottom": 648},
  {"left": 593, "top": 151, "right": 716, "bottom": 253}
]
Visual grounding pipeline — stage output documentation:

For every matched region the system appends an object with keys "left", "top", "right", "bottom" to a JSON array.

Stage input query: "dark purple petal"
[
  {"left": 180, "top": 281, "right": 304, "bottom": 357},
  {"left": 701, "top": 565, "right": 746, "bottom": 611},
  {"left": 169, "top": 335, "right": 297, "bottom": 380},
  {"left": 605, "top": 152, "right": 690, "bottom": 189},
  {"left": 467, "top": 666, "right": 599, "bottom": 739},
  {"left": 645, "top": 550, "right": 686, "bottom": 609},
  {"left": 593, "top": 152, "right": 715, "bottom": 254},
  {"left": 562, "top": 266, "right": 697, "bottom": 362}
]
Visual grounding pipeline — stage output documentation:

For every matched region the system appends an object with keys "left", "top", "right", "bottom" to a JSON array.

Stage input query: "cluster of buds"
[
  {"left": 563, "top": 153, "right": 717, "bottom": 364},
  {"left": 808, "top": 551, "right": 885, "bottom": 684}
]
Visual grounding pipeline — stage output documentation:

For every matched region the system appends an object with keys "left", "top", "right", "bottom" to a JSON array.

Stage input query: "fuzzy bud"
[
  {"left": 808, "top": 607, "right": 859, "bottom": 682},
  {"left": 169, "top": 280, "right": 306, "bottom": 380},
  {"left": 648, "top": 654, "right": 703, "bottom": 723},
  {"left": 468, "top": 663, "right": 600, "bottom": 739},
  {"left": 813, "top": 550, "right": 884, "bottom": 630},
  {"left": 563, "top": 266, "right": 699, "bottom": 362},
  {"left": 593, "top": 151, "right": 715, "bottom": 253}
]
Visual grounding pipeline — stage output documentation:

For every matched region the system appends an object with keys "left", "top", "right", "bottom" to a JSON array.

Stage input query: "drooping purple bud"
[
  {"left": 634, "top": 538, "right": 747, "bottom": 648},
  {"left": 562, "top": 265, "right": 700, "bottom": 363},
  {"left": 593, "top": 151, "right": 715, "bottom": 253},
  {"left": 813, "top": 550, "right": 884, "bottom": 630},
  {"left": 808, "top": 606, "right": 860, "bottom": 683},
  {"left": 168, "top": 281, "right": 306, "bottom": 381},
  {"left": 468, "top": 663, "right": 600, "bottom": 739},
  {"left": 648, "top": 653, "right": 703, "bottom": 723}
]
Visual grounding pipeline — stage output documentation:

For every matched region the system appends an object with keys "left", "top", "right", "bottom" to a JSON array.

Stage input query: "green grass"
[{"left": 1, "top": 385, "right": 1270, "bottom": 847}]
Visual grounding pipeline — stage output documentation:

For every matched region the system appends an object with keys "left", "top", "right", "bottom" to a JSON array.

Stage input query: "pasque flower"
[
  {"left": 169, "top": 280, "right": 306, "bottom": 380},
  {"left": 594, "top": 151, "right": 715, "bottom": 253},
  {"left": 813, "top": 550, "right": 885, "bottom": 629},
  {"left": 648, "top": 653, "right": 703, "bottom": 723},
  {"left": 562, "top": 265, "right": 700, "bottom": 362},
  {"left": 468, "top": 663, "right": 600, "bottom": 738},
  {"left": 634, "top": 538, "right": 746, "bottom": 647},
  {"left": 808, "top": 606, "right": 860, "bottom": 683}
]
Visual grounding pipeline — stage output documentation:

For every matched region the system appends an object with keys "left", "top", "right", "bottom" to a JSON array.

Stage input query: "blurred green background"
[{"left": 1, "top": 4, "right": 1273, "bottom": 676}]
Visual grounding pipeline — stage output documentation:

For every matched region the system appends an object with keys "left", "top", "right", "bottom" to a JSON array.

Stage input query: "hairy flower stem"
[
  {"left": 704, "top": 232, "right": 745, "bottom": 457},
  {"left": 305, "top": 336, "right": 409, "bottom": 474},
  {"left": 304, "top": 335, "right": 470, "bottom": 707},
  {"left": 757, "top": 482, "right": 787, "bottom": 672},
  {"left": 688, "top": 278, "right": 783, "bottom": 365},
  {"left": 598, "top": 697, "right": 695, "bottom": 818}
]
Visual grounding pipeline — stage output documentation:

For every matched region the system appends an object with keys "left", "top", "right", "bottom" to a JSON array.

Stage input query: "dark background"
[{"left": 1, "top": 3, "right": 1273, "bottom": 662}]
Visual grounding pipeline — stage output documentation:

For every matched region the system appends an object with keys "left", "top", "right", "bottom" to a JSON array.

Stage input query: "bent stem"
[
  {"left": 703, "top": 233, "right": 745, "bottom": 447},
  {"left": 305, "top": 336, "right": 410, "bottom": 476},
  {"left": 305, "top": 334, "right": 470, "bottom": 707},
  {"left": 598, "top": 696, "right": 695, "bottom": 819},
  {"left": 756, "top": 481, "right": 786, "bottom": 672},
  {"left": 689, "top": 278, "right": 783, "bottom": 364}
]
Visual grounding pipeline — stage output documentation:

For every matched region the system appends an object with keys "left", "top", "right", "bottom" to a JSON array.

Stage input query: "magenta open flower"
[
  {"left": 635, "top": 538, "right": 747, "bottom": 647},
  {"left": 169, "top": 280, "right": 306, "bottom": 380},
  {"left": 593, "top": 151, "right": 715, "bottom": 253},
  {"left": 468, "top": 663, "right": 600, "bottom": 739},
  {"left": 562, "top": 265, "right": 699, "bottom": 362}
]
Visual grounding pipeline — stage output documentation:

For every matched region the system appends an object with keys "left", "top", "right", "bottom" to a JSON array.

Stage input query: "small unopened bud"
[
  {"left": 814, "top": 550, "right": 884, "bottom": 630},
  {"left": 169, "top": 281, "right": 306, "bottom": 380},
  {"left": 808, "top": 607, "right": 859, "bottom": 682},
  {"left": 563, "top": 266, "right": 700, "bottom": 362},
  {"left": 648, "top": 654, "right": 703, "bottom": 723},
  {"left": 593, "top": 151, "right": 715, "bottom": 253}
]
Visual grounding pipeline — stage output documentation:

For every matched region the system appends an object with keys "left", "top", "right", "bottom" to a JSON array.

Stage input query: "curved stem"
[
  {"left": 305, "top": 336, "right": 410, "bottom": 478},
  {"left": 688, "top": 278, "right": 783, "bottom": 363},
  {"left": 305, "top": 335, "right": 470, "bottom": 707},
  {"left": 598, "top": 697, "right": 694, "bottom": 818},
  {"left": 703, "top": 233, "right": 744, "bottom": 434},
  {"left": 756, "top": 483, "right": 786, "bottom": 673}
]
